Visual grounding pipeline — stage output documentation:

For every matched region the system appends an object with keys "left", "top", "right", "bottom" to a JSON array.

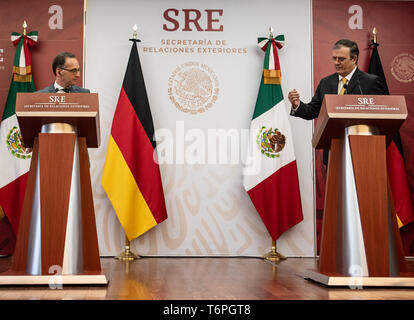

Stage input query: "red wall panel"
[{"left": 313, "top": 0, "right": 414, "bottom": 255}]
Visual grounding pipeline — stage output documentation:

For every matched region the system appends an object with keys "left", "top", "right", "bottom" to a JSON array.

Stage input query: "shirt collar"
[
  {"left": 339, "top": 66, "right": 357, "bottom": 82},
  {"left": 54, "top": 81, "right": 64, "bottom": 91},
  {"left": 54, "top": 81, "right": 72, "bottom": 93}
]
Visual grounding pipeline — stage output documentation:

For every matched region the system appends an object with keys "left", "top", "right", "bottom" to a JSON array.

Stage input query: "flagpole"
[
  {"left": 261, "top": 26, "right": 288, "bottom": 264},
  {"left": 115, "top": 24, "right": 143, "bottom": 262},
  {"left": 263, "top": 240, "right": 286, "bottom": 262}
]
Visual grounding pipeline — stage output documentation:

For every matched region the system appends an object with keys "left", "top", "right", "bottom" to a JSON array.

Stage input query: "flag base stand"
[
  {"left": 116, "top": 239, "right": 140, "bottom": 261},
  {"left": 263, "top": 240, "right": 286, "bottom": 263}
]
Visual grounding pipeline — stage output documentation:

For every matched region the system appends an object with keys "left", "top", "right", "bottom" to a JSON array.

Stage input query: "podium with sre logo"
[
  {"left": 0, "top": 92, "right": 107, "bottom": 285},
  {"left": 305, "top": 94, "right": 414, "bottom": 287}
]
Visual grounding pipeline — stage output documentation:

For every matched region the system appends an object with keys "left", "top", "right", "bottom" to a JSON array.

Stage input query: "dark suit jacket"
[
  {"left": 37, "top": 83, "right": 90, "bottom": 93},
  {"left": 291, "top": 68, "right": 385, "bottom": 120},
  {"left": 291, "top": 68, "right": 386, "bottom": 164}
]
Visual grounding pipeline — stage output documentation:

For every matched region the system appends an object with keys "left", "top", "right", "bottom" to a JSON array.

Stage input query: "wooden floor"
[{"left": 0, "top": 256, "right": 414, "bottom": 300}]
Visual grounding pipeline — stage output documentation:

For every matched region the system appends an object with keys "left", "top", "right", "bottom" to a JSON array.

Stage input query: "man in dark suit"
[
  {"left": 37, "top": 51, "right": 89, "bottom": 93},
  {"left": 288, "top": 39, "right": 386, "bottom": 163}
]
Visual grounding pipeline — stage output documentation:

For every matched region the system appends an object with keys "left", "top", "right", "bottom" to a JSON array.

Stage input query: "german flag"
[
  {"left": 368, "top": 40, "right": 414, "bottom": 228},
  {"left": 102, "top": 40, "right": 167, "bottom": 241}
]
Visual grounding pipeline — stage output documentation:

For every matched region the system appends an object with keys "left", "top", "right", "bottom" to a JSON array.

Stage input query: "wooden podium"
[
  {"left": 0, "top": 93, "right": 107, "bottom": 286},
  {"left": 305, "top": 94, "right": 414, "bottom": 287}
]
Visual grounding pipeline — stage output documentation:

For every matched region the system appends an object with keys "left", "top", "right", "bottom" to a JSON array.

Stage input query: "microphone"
[{"left": 343, "top": 83, "right": 348, "bottom": 94}]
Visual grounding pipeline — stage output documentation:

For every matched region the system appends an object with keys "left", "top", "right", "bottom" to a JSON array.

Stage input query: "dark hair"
[
  {"left": 52, "top": 51, "right": 76, "bottom": 75},
  {"left": 333, "top": 39, "right": 359, "bottom": 61}
]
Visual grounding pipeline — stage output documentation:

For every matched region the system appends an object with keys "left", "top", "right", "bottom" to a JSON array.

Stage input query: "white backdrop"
[{"left": 85, "top": 0, "right": 315, "bottom": 257}]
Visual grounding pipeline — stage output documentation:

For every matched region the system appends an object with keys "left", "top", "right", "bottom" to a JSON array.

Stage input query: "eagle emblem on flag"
[
  {"left": 256, "top": 126, "right": 286, "bottom": 158},
  {"left": 6, "top": 126, "right": 31, "bottom": 159}
]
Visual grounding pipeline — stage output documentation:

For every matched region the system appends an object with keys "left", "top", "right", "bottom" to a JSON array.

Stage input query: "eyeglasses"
[
  {"left": 61, "top": 67, "right": 81, "bottom": 74},
  {"left": 332, "top": 56, "right": 349, "bottom": 62}
]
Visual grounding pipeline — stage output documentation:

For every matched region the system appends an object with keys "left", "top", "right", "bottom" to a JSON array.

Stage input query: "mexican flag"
[
  {"left": 0, "top": 30, "right": 38, "bottom": 235},
  {"left": 243, "top": 34, "right": 303, "bottom": 241}
]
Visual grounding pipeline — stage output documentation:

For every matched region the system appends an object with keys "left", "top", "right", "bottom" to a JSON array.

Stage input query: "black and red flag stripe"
[
  {"left": 368, "top": 40, "right": 414, "bottom": 228},
  {"left": 102, "top": 40, "right": 167, "bottom": 241}
]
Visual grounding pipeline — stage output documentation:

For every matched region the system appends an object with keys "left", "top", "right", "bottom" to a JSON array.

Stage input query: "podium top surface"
[
  {"left": 312, "top": 94, "right": 408, "bottom": 149},
  {"left": 15, "top": 92, "right": 100, "bottom": 148}
]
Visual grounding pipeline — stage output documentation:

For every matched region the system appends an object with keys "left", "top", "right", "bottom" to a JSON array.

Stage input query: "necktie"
[
  {"left": 339, "top": 78, "right": 348, "bottom": 95},
  {"left": 55, "top": 87, "right": 71, "bottom": 93}
]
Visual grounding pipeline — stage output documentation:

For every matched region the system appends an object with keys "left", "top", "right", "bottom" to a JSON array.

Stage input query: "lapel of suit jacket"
[
  {"left": 327, "top": 73, "right": 339, "bottom": 94},
  {"left": 346, "top": 68, "right": 361, "bottom": 94}
]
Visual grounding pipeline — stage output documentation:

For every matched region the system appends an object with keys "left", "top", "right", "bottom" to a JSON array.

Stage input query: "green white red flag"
[
  {"left": 0, "top": 30, "right": 38, "bottom": 235},
  {"left": 243, "top": 34, "right": 303, "bottom": 240}
]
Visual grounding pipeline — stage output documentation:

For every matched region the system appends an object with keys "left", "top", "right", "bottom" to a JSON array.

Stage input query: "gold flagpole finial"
[
  {"left": 269, "top": 26, "right": 274, "bottom": 38},
  {"left": 372, "top": 27, "right": 377, "bottom": 44},
  {"left": 129, "top": 24, "right": 141, "bottom": 42},
  {"left": 23, "top": 21, "right": 27, "bottom": 36}
]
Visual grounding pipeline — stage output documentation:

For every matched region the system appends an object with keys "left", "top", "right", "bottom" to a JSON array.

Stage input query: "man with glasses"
[
  {"left": 37, "top": 51, "right": 89, "bottom": 93},
  {"left": 288, "top": 39, "right": 385, "bottom": 163}
]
